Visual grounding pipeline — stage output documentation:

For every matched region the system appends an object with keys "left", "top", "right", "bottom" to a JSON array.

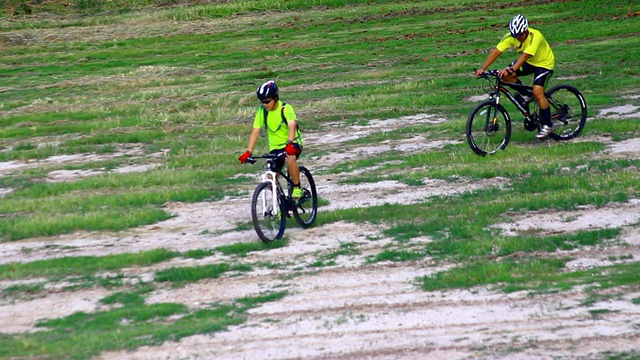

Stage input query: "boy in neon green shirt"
[
  {"left": 476, "top": 14, "right": 556, "bottom": 140},
  {"left": 238, "top": 80, "right": 304, "bottom": 199}
]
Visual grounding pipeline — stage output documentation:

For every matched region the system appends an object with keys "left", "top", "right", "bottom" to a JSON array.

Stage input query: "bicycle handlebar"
[
  {"left": 476, "top": 69, "right": 500, "bottom": 79},
  {"left": 475, "top": 69, "right": 533, "bottom": 95},
  {"left": 246, "top": 152, "right": 287, "bottom": 164}
]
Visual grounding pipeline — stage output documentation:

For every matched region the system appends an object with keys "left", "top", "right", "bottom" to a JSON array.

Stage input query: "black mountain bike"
[
  {"left": 466, "top": 69, "right": 587, "bottom": 156},
  {"left": 247, "top": 152, "right": 318, "bottom": 242}
]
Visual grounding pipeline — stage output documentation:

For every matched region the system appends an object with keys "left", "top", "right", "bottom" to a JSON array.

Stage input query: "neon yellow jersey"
[
  {"left": 252, "top": 100, "right": 303, "bottom": 151},
  {"left": 496, "top": 28, "right": 555, "bottom": 70}
]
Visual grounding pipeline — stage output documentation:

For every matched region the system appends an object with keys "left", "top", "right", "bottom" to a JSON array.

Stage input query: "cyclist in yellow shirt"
[
  {"left": 476, "top": 14, "right": 556, "bottom": 139},
  {"left": 238, "top": 80, "right": 305, "bottom": 199}
]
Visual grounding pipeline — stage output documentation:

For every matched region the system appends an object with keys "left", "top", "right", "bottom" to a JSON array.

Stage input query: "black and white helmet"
[
  {"left": 509, "top": 14, "right": 528, "bottom": 37},
  {"left": 256, "top": 80, "right": 279, "bottom": 101}
]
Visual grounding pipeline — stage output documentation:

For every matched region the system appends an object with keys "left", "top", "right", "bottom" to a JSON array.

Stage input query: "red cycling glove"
[
  {"left": 285, "top": 142, "right": 300, "bottom": 156},
  {"left": 238, "top": 151, "right": 252, "bottom": 164}
]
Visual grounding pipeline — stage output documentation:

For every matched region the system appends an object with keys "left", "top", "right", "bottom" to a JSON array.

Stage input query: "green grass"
[
  {"left": 310, "top": 241, "right": 361, "bottom": 267},
  {"left": 0, "top": 243, "right": 291, "bottom": 283},
  {"left": 155, "top": 263, "right": 252, "bottom": 285},
  {"left": 420, "top": 259, "right": 640, "bottom": 294},
  {"left": 214, "top": 239, "right": 289, "bottom": 257},
  {"left": 0, "top": 291, "right": 286, "bottom": 359},
  {"left": 0, "top": 249, "right": 178, "bottom": 280}
]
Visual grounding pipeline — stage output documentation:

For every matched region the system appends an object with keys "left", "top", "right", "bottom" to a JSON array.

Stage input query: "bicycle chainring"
[{"left": 524, "top": 118, "right": 538, "bottom": 132}]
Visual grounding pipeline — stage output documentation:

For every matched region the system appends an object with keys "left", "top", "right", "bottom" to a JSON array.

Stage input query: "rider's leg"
[
  {"left": 286, "top": 155, "right": 303, "bottom": 200},
  {"left": 532, "top": 67, "right": 554, "bottom": 129},
  {"left": 516, "top": 79, "right": 533, "bottom": 97},
  {"left": 509, "top": 61, "right": 534, "bottom": 97},
  {"left": 533, "top": 85, "right": 552, "bottom": 126},
  {"left": 286, "top": 156, "right": 300, "bottom": 186}
]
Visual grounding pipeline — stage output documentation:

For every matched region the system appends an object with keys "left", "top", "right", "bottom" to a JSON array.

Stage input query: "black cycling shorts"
[{"left": 510, "top": 61, "right": 554, "bottom": 87}]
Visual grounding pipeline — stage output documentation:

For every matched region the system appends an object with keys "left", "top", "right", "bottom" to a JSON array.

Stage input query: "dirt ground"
[{"left": 1, "top": 109, "right": 640, "bottom": 359}]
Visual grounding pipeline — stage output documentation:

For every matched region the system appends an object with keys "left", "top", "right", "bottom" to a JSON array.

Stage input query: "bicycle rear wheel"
[
  {"left": 292, "top": 166, "right": 318, "bottom": 228},
  {"left": 546, "top": 85, "right": 587, "bottom": 141},
  {"left": 251, "top": 182, "right": 286, "bottom": 242},
  {"left": 466, "top": 101, "right": 512, "bottom": 156}
]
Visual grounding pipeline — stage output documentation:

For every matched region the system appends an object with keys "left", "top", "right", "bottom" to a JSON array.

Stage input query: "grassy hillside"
[
  {"left": 1, "top": 0, "right": 638, "bottom": 239},
  {"left": 0, "top": 0, "right": 639, "bottom": 358}
]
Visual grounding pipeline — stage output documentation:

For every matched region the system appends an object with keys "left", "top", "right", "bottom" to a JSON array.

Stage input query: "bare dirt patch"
[
  {"left": 598, "top": 105, "right": 640, "bottom": 120},
  {"left": 494, "top": 200, "right": 640, "bottom": 237}
]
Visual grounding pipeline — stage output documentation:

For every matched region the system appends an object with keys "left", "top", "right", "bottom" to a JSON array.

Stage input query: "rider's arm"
[
  {"left": 499, "top": 53, "right": 532, "bottom": 78},
  {"left": 477, "top": 48, "right": 502, "bottom": 76},
  {"left": 287, "top": 120, "right": 298, "bottom": 143},
  {"left": 509, "top": 53, "right": 532, "bottom": 74},
  {"left": 246, "top": 127, "right": 261, "bottom": 153}
]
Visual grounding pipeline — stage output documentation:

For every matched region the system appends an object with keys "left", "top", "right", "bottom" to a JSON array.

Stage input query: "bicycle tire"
[
  {"left": 251, "top": 181, "right": 286, "bottom": 242},
  {"left": 546, "top": 85, "right": 587, "bottom": 141},
  {"left": 292, "top": 166, "right": 318, "bottom": 228},
  {"left": 466, "top": 101, "right": 512, "bottom": 156}
]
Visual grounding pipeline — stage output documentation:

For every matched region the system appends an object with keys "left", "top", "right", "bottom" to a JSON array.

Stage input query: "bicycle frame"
[
  {"left": 484, "top": 70, "right": 536, "bottom": 121},
  {"left": 260, "top": 167, "right": 295, "bottom": 217},
  {"left": 249, "top": 153, "right": 294, "bottom": 216}
]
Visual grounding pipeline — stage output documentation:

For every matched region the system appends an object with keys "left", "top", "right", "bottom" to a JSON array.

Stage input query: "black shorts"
[
  {"left": 269, "top": 145, "right": 302, "bottom": 172},
  {"left": 510, "top": 61, "right": 553, "bottom": 87}
]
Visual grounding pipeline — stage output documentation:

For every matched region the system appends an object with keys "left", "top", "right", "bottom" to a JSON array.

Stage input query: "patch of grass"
[
  {"left": 61, "top": 273, "right": 128, "bottom": 291},
  {"left": 0, "top": 292, "right": 285, "bottom": 359},
  {"left": 234, "top": 291, "right": 287, "bottom": 309},
  {"left": 0, "top": 166, "right": 242, "bottom": 241},
  {"left": 182, "top": 248, "right": 216, "bottom": 259},
  {"left": 214, "top": 239, "right": 289, "bottom": 257},
  {"left": 420, "top": 259, "right": 640, "bottom": 294},
  {"left": 588, "top": 308, "right": 620, "bottom": 320},
  {"left": 599, "top": 351, "right": 640, "bottom": 360},
  {"left": 311, "top": 242, "right": 361, "bottom": 267},
  {"left": 420, "top": 257, "right": 568, "bottom": 291},
  {"left": 367, "top": 249, "right": 426, "bottom": 263},
  {"left": 154, "top": 263, "right": 252, "bottom": 285},
  {"left": 0, "top": 244, "right": 284, "bottom": 284},
  {"left": 0, "top": 206, "right": 174, "bottom": 241},
  {"left": 0, "top": 282, "right": 46, "bottom": 299},
  {"left": 427, "top": 228, "right": 621, "bottom": 261},
  {"left": 580, "top": 291, "right": 624, "bottom": 307},
  {"left": 0, "top": 249, "right": 178, "bottom": 280},
  {"left": 100, "top": 286, "right": 154, "bottom": 307}
]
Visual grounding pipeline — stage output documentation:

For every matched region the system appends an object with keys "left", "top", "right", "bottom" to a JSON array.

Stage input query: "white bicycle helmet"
[{"left": 509, "top": 14, "right": 528, "bottom": 37}]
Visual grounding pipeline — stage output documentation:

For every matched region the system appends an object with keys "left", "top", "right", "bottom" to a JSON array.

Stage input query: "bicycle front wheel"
[
  {"left": 251, "top": 181, "right": 286, "bottom": 242},
  {"left": 466, "top": 101, "right": 511, "bottom": 156},
  {"left": 546, "top": 85, "right": 587, "bottom": 141},
  {"left": 292, "top": 166, "right": 318, "bottom": 228}
]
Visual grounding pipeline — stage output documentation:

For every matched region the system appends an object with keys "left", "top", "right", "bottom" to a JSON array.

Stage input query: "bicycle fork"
[
  {"left": 484, "top": 96, "right": 501, "bottom": 134},
  {"left": 261, "top": 171, "right": 280, "bottom": 217}
]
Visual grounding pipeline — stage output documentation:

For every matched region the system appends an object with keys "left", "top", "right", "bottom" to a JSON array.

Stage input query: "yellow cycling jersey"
[
  {"left": 252, "top": 100, "right": 303, "bottom": 151},
  {"left": 496, "top": 28, "right": 555, "bottom": 70}
]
